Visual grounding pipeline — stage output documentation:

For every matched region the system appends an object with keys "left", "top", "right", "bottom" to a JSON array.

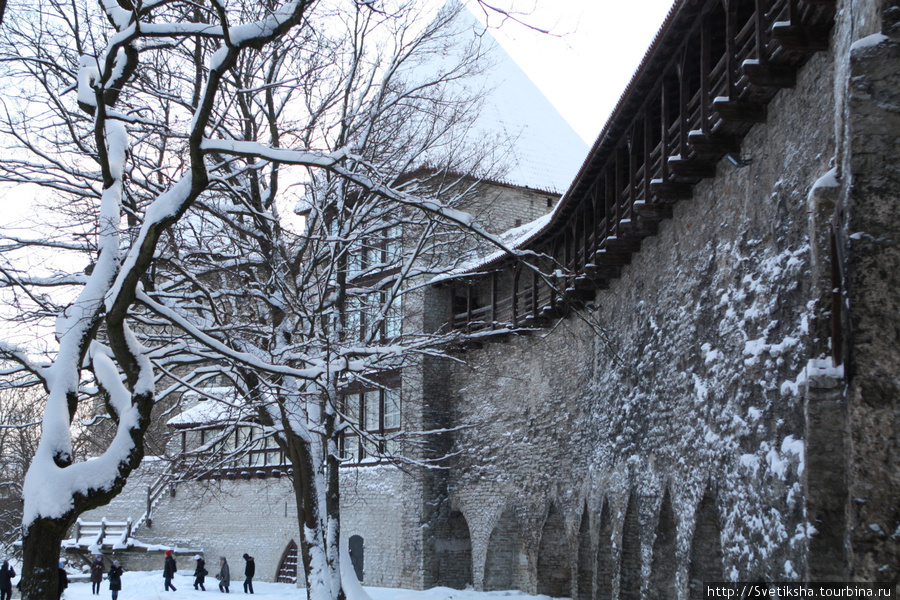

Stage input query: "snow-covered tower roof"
[{"left": 420, "top": 5, "right": 588, "bottom": 195}]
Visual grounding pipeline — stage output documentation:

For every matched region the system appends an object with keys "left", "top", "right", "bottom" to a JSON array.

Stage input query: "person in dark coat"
[
  {"left": 0, "top": 560, "right": 15, "bottom": 600},
  {"left": 163, "top": 551, "right": 177, "bottom": 592},
  {"left": 90, "top": 555, "right": 105, "bottom": 595},
  {"left": 193, "top": 556, "right": 206, "bottom": 591},
  {"left": 241, "top": 555, "right": 254, "bottom": 594},
  {"left": 216, "top": 557, "right": 230, "bottom": 594},
  {"left": 57, "top": 561, "right": 68, "bottom": 600},
  {"left": 107, "top": 560, "right": 123, "bottom": 600}
]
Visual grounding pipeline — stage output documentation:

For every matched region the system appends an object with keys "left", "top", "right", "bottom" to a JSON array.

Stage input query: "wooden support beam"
[
  {"left": 615, "top": 147, "right": 625, "bottom": 239},
  {"left": 511, "top": 267, "right": 519, "bottom": 328},
  {"left": 688, "top": 131, "right": 741, "bottom": 155},
  {"left": 713, "top": 97, "right": 767, "bottom": 122},
  {"left": 583, "top": 264, "right": 622, "bottom": 280},
  {"left": 726, "top": 0, "right": 738, "bottom": 98},
  {"left": 605, "top": 237, "right": 642, "bottom": 253},
  {"left": 771, "top": 23, "right": 831, "bottom": 51},
  {"left": 661, "top": 80, "right": 671, "bottom": 182},
  {"left": 592, "top": 249, "right": 633, "bottom": 266},
  {"left": 489, "top": 271, "right": 497, "bottom": 329},
  {"left": 650, "top": 180, "right": 693, "bottom": 201},
  {"left": 643, "top": 109, "right": 652, "bottom": 204},
  {"left": 678, "top": 51, "right": 689, "bottom": 159},
  {"left": 755, "top": 0, "right": 766, "bottom": 61},
  {"left": 668, "top": 157, "right": 718, "bottom": 179},
  {"left": 700, "top": 17, "right": 711, "bottom": 136},
  {"left": 634, "top": 200, "right": 674, "bottom": 221},
  {"left": 742, "top": 62, "right": 797, "bottom": 87}
]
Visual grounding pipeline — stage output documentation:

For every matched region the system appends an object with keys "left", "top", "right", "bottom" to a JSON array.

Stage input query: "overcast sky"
[{"left": 466, "top": 0, "right": 676, "bottom": 145}]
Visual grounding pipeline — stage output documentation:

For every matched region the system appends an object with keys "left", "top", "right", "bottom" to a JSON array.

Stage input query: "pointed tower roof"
[
  {"left": 416, "top": 4, "right": 588, "bottom": 195},
  {"left": 462, "top": 11, "right": 588, "bottom": 194}
]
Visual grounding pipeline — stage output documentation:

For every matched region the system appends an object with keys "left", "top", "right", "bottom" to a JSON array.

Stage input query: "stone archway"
[
  {"left": 536, "top": 503, "right": 571, "bottom": 598},
  {"left": 434, "top": 509, "right": 473, "bottom": 589},
  {"left": 596, "top": 500, "right": 614, "bottom": 600},
  {"left": 649, "top": 489, "right": 678, "bottom": 600},
  {"left": 484, "top": 506, "right": 521, "bottom": 591},
  {"left": 688, "top": 489, "right": 723, "bottom": 600},
  {"left": 576, "top": 503, "right": 594, "bottom": 600},
  {"left": 619, "top": 494, "right": 641, "bottom": 600}
]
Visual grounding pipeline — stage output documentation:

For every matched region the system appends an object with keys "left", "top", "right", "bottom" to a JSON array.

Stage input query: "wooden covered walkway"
[{"left": 446, "top": 0, "right": 835, "bottom": 333}]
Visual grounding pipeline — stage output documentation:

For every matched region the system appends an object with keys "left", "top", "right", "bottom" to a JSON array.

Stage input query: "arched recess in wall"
[
  {"left": 434, "top": 509, "right": 473, "bottom": 589},
  {"left": 648, "top": 489, "right": 678, "bottom": 600},
  {"left": 275, "top": 539, "right": 299, "bottom": 583},
  {"left": 619, "top": 494, "right": 641, "bottom": 600},
  {"left": 596, "top": 500, "right": 614, "bottom": 600},
  {"left": 484, "top": 505, "right": 521, "bottom": 591},
  {"left": 576, "top": 503, "right": 593, "bottom": 600},
  {"left": 349, "top": 535, "right": 364, "bottom": 583},
  {"left": 688, "top": 489, "right": 723, "bottom": 600},
  {"left": 537, "top": 503, "right": 572, "bottom": 598}
]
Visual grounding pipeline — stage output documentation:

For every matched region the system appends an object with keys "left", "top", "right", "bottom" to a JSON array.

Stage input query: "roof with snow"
[
  {"left": 167, "top": 390, "right": 242, "bottom": 428},
  {"left": 445, "top": 8, "right": 587, "bottom": 194}
]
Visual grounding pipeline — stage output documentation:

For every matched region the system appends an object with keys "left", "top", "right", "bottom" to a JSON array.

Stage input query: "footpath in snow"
[{"left": 61, "top": 571, "right": 560, "bottom": 600}]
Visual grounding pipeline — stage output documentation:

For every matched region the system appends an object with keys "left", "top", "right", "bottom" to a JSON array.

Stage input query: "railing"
[
  {"left": 69, "top": 518, "right": 132, "bottom": 547},
  {"left": 448, "top": 0, "right": 835, "bottom": 333}
]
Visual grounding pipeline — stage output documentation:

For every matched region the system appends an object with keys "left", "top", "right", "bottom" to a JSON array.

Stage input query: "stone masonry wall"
[
  {"left": 438, "top": 35, "right": 840, "bottom": 599},
  {"left": 101, "top": 466, "right": 420, "bottom": 587}
]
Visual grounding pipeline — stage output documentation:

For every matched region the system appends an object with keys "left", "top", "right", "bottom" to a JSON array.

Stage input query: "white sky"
[{"left": 466, "top": 0, "right": 676, "bottom": 145}]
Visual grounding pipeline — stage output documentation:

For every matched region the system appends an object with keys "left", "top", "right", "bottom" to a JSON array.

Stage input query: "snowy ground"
[{"left": 62, "top": 572, "right": 556, "bottom": 600}]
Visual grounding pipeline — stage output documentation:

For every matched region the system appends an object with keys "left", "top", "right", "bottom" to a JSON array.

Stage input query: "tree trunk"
[
  {"left": 20, "top": 516, "right": 73, "bottom": 600},
  {"left": 286, "top": 427, "right": 346, "bottom": 600}
]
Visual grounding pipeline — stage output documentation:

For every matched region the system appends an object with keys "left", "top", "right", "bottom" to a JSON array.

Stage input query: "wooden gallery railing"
[{"left": 448, "top": 0, "right": 834, "bottom": 335}]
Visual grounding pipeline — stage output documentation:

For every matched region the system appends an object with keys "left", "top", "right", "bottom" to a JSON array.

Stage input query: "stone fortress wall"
[{"left": 421, "top": 0, "right": 900, "bottom": 596}]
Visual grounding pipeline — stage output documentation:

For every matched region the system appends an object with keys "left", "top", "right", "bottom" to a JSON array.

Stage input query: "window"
[
  {"left": 343, "top": 291, "right": 401, "bottom": 342},
  {"left": 340, "top": 387, "right": 402, "bottom": 463}
]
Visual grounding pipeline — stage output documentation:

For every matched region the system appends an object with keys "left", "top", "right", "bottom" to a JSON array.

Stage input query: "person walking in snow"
[
  {"left": 0, "top": 560, "right": 16, "bottom": 600},
  {"left": 90, "top": 555, "right": 105, "bottom": 595},
  {"left": 163, "top": 550, "right": 177, "bottom": 592},
  {"left": 193, "top": 556, "right": 207, "bottom": 591},
  {"left": 57, "top": 561, "right": 68, "bottom": 600},
  {"left": 108, "top": 560, "right": 123, "bottom": 600},
  {"left": 216, "top": 557, "right": 230, "bottom": 594},
  {"left": 241, "top": 555, "right": 254, "bottom": 594}
]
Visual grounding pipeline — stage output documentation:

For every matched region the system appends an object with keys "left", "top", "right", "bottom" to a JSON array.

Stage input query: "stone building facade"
[{"left": 80, "top": 0, "right": 900, "bottom": 597}]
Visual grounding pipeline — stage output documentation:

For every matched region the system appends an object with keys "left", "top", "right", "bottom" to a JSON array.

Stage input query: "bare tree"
[
  {"left": 0, "top": 0, "right": 321, "bottom": 597},
  {"left": 0, "top": 0, "right": 529, "bottom": 598},
  {"left": 0, "top": 385, "right": 41, "bottom": 555},
  {"left": 136, "top": 3, "right": 520, "bottom": 598}
]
